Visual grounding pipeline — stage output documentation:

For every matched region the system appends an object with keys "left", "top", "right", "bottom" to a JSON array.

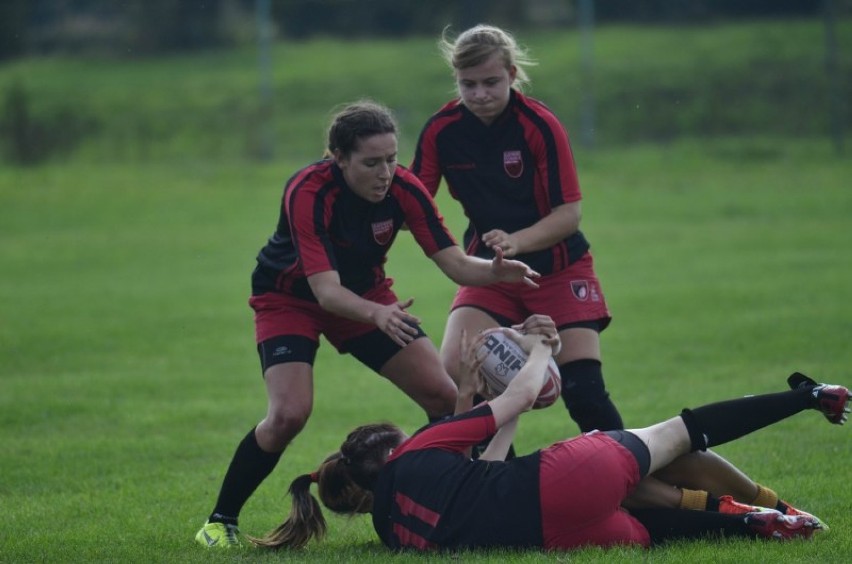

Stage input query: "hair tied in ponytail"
[{"left": 309, "top": 471, "right": 319, "bottom": 483}]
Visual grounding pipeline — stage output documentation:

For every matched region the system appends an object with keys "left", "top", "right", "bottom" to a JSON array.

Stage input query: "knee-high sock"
[
  {"left": 631, "top": 508, "right": 758, "bottom": 544},
  {"left": 560, "top": 359, "right": 624, "bottom": 432},
  {"left": 209, "top": 427, "right": 283, "bottom": 524},
  {"left": 680, "top": 387, "right": 814, "bottom": 451}
]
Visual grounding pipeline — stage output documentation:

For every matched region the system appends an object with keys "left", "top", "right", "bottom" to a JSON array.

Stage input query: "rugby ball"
[{"left": 477, "top": 328, "right": 561, "bottom": 409}]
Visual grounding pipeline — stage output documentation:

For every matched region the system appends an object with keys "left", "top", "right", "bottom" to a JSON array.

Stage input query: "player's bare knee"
[
  {"left": 420, "top": 383, "right": 457, "bottom": 418},
  {"left": 267, "top": 408, "right": 310, "bottom": 441}
]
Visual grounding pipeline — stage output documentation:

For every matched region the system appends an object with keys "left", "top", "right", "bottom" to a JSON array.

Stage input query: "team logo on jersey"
[
  {"left": 371, "top": 219, "right": 394, "bottom": 246},
  {"left": 503, "top": 150, "right": 523, "bottom": 178}
]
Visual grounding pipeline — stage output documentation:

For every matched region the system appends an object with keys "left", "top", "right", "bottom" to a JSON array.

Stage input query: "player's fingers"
[
  {"left": 545, "top": 336, "right": 562, "bottom": 357},
  {"left": 500, "top": 327, "right": 524, "bottom": 342}
]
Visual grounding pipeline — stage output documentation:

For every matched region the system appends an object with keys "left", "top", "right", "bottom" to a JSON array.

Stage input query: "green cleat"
[{"left": 195, "top": 521, "right": 241, "bottom": 548}]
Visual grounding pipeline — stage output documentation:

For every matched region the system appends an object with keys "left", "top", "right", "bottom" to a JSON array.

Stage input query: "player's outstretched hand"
[
  {"left": 373, "top": 298, "right": 420, "bottom": 347},
  {"left": 490, "top": 247, "right": 540, "bottom": 288}
]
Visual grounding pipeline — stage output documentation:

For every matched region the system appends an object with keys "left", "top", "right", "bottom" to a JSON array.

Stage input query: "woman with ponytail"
[
  {"left": 252, "top": 424, "right": 403, "bottom": 549},
  {"left": 253, "top": 328, "right": 848, "bottom": 552}
]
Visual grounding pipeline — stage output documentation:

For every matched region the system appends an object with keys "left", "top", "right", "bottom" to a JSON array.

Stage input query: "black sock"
[
  {"left": 680, "top": 387, "right": 814, "bottom": 451},
  {"left": 560, "top": 359, "right": 624, "bottom": 432},
  {"left": 208, "top": 427, "right": 283, "bottom": 524},
  {"left": 631, "top": 508, "right": 756, "bottom": 544},
  {"left": 705, "top": 494, "right": 721, "bottom": 512}
]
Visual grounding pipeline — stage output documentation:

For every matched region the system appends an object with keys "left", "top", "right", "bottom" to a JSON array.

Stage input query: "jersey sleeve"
[
  {"left": 395, "top": 167, "right": 457, "bottom": 257},
  {"left": 410, "top": 107, "right": 454, "bottom": 197},
  {"left": 391, "top": 404, "right": 496, "bottom": 459},
  {"left": 521, "top": 98, "right": 582, "bottom": 207},
  {"left": 285, "top": 173, "right": 335, "bottom": 277}
]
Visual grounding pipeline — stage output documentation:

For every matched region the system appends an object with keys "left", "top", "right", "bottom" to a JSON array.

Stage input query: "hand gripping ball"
[{"left": 477, "top": 328, "right": 561, "bottom": 409}]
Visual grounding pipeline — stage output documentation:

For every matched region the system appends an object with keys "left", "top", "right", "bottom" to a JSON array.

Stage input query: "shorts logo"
[
  {"left": 570, "top": 280, "right": 602, "bottom": 302},
  {"left": 570, "top": 280, "right": 590, "bottom": 301},
  {"left": 503, "top": 150, "right": 523, "bottom": 178},
  {"left": 371, "top": 219, "right": 394, "bottom": 246},
  {"left": 272, "top": 345, "right": 291, "bottom": 357}
]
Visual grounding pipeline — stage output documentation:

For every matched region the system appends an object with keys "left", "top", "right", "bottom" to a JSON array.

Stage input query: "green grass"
[
  {"left": 2, "top": 138, "right": 850, "bottom": 563},
  {"left": 1, "top": 18, "right": 849, "bottom": 164},
  {"left": 2, "top": 17, "right": 851, "bottom": 564}
]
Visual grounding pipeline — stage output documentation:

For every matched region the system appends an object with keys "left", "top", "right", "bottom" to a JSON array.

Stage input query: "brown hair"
[
  {"left": 439, "top": 24, "right": 536, "bottom": 92},
  {"left": 250, "top": 423, "right": 405, "bottom": 550},
  {"left": 324, "top": 100, "right": 398, "bottom": 158}
]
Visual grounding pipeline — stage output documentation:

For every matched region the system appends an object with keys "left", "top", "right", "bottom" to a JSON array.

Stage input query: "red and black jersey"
[
  {"left": 372, "top": 404, "right": 543, "bottom": 551},
  {"left": 252, "top": 159, "right": 457, "bottom": 301},
  {"left": 411, "top": 90, "right": 590, "bottom": 275}
]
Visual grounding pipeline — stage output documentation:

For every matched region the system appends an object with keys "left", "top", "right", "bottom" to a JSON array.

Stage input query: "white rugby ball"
[{"left": 477, "top": 328, "right": 561, "bottom": 409}]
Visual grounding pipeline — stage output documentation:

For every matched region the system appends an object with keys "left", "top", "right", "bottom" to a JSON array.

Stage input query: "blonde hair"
[{"left": 439, "top": 24, "right": 536, "bottom": 91}]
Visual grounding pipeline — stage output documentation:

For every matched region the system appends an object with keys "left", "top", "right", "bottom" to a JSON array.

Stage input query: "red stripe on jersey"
[
  {"left": 389, "top": 403, "right": 497, "bottom": 461},
  {"left": 285, "top": 162, "right": 337, "bottom": 277},
  {"left": 395, "top": 491, "right": 441, "bottom": 527},
  {"left": 392, "top": 523, "right": 437, "bottom": 550},
  {"left": 515, "top": 95, "right": 581, "bottom": 209},
  {"left": 515, "top": 94, "right": 581, "bottom": 272},
  {"left": 411, "top": 101, "right": 464, "bottom": 196}
]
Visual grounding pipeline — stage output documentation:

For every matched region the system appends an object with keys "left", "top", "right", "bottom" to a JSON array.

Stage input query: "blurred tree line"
[{"left": 0, "top": 0, "right": 844, "bottom": 61}]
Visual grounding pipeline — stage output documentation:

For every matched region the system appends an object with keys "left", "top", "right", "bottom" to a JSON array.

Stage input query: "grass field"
[{"left": 2, "top": 17, "right": 851, "bottom": 564}]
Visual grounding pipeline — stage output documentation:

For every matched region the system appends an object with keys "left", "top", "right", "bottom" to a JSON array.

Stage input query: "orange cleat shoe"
[
  {"left": 744, "top": 509, "right": 822, "bottom": 540},
  {"left": 781, "top": 501, "right": 829, "bottom": 532},
  {"left": 718, "top": 495, "right": 761, "bottom": 515}
]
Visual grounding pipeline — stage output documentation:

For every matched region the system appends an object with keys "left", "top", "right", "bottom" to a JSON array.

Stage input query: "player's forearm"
[
  {"left": 454, "top": 384, "right": 477, "bottom": 416},
  {"left": 315, "top": 284, "right": 383, "bottom": 325},
  {"left": 479, "top": 416, "right": 518, "bottom": 461},
  {"left": 514, "top": 203, "right": 580, "bottom": 254},
  {"left": 433, "top": 247, "right": 501, "bottom": 286},
  {"left": 490, "top": 343, "right": 550, "bottom": 425}
]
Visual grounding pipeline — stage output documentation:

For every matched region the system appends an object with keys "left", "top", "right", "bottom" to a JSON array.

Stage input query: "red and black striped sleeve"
[
  {"left": 410, "top": 101, "right": 463, "bottom": 196},
  {"left": 285, "top": 162, "right": 338, "bottom": 277},
  {"left": 394, "top": 166, "right": 458, "bottom": 257},
  {"left": 517, "top": 94, "right": 582, "bottom": 208},
  {"left": 390, "top": 403, "right": 496, "bottom": 459}
]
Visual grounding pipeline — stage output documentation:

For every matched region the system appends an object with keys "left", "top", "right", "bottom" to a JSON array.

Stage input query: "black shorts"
[
  {"left": 257, "top": 322, "right": 426, "bottom": 375},
  {"left": 602, "top": 430, "right": 650, "bottom": 477}
]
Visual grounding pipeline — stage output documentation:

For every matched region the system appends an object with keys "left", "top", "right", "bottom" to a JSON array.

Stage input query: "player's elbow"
[{"left": 312, "top": 289, "right": 339, "bottom": 314}]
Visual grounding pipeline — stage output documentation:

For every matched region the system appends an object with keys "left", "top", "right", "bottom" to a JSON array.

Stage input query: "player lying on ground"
[
  {"left": 253, "top": 328, "right": 848, "bottom": 551},
  {"left": 477, "top": 315, "right": 830, "bottom": 525}
]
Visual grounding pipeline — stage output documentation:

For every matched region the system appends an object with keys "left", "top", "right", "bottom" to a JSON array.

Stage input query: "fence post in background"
[
  {"left": 577, "top": 0, "right": 595, "bottom": 149},
  {"left": 256, "top": 0, "right": 274, "bottom": 161},
  {"left": 822, "top": 0, "right": 844, "bottom": 156}
]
